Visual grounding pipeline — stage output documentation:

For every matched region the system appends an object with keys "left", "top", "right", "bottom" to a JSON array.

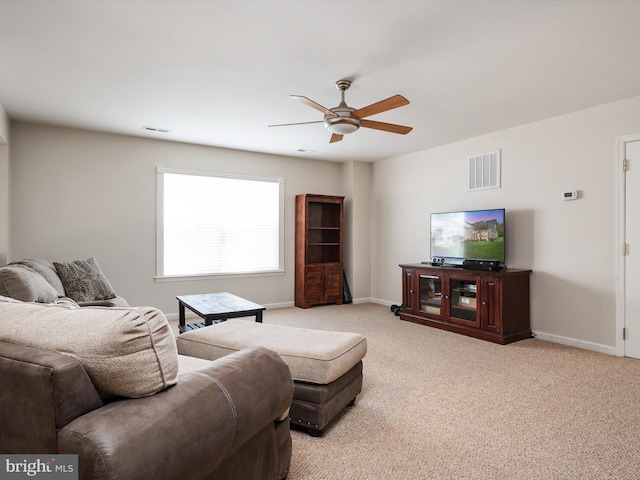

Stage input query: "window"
[{"left": 157, "top": 167, "right": 284, "bottom": 278}]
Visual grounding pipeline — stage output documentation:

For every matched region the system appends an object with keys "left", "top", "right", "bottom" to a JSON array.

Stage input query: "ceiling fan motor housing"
[
  {"left": 325, "top": 80, "right": 360, "bottom": 134},
  {"left": 324, "top": 107, "right": 360, "bottom": 134}
]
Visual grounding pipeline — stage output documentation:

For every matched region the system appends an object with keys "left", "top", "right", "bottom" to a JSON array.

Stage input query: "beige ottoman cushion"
[
  {"left": 177, "top": 353, "right": 213, "bottom": 376},
  {"left": 177, "top": 319, "right": 367, "bottom": 385}
]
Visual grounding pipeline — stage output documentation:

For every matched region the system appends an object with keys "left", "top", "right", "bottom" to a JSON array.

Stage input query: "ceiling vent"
[
  {"left": 468, "top": 150, "right": 501, "bottom": 191},
  {"left": 143, "top": 126, "right": 170, "bottom": 133}
]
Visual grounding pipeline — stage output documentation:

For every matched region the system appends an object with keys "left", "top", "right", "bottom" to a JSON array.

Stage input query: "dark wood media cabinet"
[{"left": 399, "top": 263, "right": 532, "bottom": 344}]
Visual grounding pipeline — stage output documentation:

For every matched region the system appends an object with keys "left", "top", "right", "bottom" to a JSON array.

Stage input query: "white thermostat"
[{"left": 562, "top": 191, "right": 578, "bottom": 201}]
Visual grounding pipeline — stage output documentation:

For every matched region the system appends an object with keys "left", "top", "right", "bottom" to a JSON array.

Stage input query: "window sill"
[{"left": 155, "top": 270, "right": 285, "bottom": 282}]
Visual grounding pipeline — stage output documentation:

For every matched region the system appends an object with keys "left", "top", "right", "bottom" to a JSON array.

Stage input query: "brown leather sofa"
[
  {"left": 0, "top": 342, "right": 293, "bottom": 480},
  {"left": 0, "top": 298, "right": 294, "bottom": 480}
]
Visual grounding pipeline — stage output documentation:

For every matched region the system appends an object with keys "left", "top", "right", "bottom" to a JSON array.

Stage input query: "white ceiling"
[{"left": 2, "top": 0, "right": 640, "bottom": 163}]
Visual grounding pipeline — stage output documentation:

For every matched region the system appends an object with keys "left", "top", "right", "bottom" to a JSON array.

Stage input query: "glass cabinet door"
[
  {"left": 449, "top": 277, "right": 479, "bottom": 327},
  {"left": 419, "top": 275, "right": 443, "bottom": 316}
]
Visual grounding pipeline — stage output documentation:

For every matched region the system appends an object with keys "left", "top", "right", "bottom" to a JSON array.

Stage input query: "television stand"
[{"left": 399, "top": 263, "right": 532, "bottom": 345}]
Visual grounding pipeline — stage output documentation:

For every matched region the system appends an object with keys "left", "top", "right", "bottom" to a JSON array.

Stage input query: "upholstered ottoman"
[{"left": 176, "top": 319, "right": 367, "bottom": 436}]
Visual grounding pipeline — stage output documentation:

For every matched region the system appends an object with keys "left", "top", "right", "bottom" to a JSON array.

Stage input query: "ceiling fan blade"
[
  {"left": 330, "top": 133, "right": 343, "bottom": 143},
  {"left": 268, "top": 120, "right": 324, "bottom": 127},
  {"left": 360, "top": 119, "right": 413, "bottom": 135},
  {"left": 352, "top": 95, "right": 409, "bottom": 119},
  {"left": 291, "top": 95, "right": 337, "bottom": 116}
]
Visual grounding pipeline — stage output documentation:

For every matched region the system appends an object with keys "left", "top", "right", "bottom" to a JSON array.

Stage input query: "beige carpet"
[{"left": 257, "top": 303, "right": 640, "bottom": 480}]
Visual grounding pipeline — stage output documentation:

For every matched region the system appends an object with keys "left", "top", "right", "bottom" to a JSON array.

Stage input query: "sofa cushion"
[
  {"left": 0, "top": 298, "right": 178, "bottom": 398},
  {"left": 53, "top": 258, "right": 116, "bottom": 303},
  {"left": 11, "top": 259, "right": 66, "bottom": 295},
  {"left": 0, "top": 264, "right": 60, "bottom": 303}
]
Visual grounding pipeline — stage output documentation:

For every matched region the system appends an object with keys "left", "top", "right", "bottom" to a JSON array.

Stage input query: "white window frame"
[{"left": 156, "top": 166, "right": 285, "bottom": 281}]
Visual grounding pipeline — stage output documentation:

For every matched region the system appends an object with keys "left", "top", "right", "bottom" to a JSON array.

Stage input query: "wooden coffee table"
[{"left": 176, "top": 292, "right": 265, "bottom": 333}]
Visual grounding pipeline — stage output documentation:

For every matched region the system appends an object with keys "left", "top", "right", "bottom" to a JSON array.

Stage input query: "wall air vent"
[{"left": 468, "top": 150, "right": 501, "bottom": 191}]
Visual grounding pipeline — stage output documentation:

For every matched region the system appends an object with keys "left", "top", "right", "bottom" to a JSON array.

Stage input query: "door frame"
[{"left": 615, "top": 133, "right": 640, "bottom": 357}]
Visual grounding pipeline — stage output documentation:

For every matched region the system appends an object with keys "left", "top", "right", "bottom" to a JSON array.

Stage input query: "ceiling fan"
[{"left": 269, "top": 80, "right": 413, "bottom": 143}]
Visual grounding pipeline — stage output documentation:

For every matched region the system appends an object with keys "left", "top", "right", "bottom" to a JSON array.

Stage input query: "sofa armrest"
[
  {"left": 58, "top": 347, "right": 294, "bottom": 480},
  {"left": 0, "top": 341, "right": 104, "bottom": 454}
]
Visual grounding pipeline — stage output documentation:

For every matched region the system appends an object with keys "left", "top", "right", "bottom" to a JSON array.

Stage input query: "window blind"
[{"left": 157, "top": 168, "right": 284, "bottom": 277}]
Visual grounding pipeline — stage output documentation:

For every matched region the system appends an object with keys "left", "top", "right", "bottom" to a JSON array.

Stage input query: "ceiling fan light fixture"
[{"left": 324, "top": 116, "right": 360, "bottom": 135}]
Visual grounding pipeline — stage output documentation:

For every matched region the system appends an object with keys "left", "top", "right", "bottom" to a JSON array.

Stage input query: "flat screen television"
[{"left": 430, "top": 208, "right": 505, "bottom": 266}]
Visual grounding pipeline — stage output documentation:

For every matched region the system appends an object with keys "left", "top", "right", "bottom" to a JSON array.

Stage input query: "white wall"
[
  {"left": 342, "top": 160, "right": 372, "bottom": 302},
  {"left": 372, "top": 95, "right": 640, "bottom": 352},
  {"left": 9, "top": 122, "right": 347, "bottom": 314},
  {"left": 0, "top": 103, "right": 9, "bottom": 265},
  {"left": 0, "top": 104, "right": 8, "bottom": 142}
]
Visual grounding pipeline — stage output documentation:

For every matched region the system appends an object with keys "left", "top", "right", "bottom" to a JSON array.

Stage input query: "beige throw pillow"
[
  {"left": 0, "top": 264, "right": 59, "bottom": 303},
  {"left": 12, "top": 258, "right": 66, "bottom": 295}
]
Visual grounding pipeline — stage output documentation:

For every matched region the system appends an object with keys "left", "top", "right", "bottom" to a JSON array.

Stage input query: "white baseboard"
[
  {"left": 166, "top": 300, "right": 617, "bottom": 356},
  {"left": 364, "top": 299, "right": 620, "bottom": 357},
  {"left": 264, "top": 301, "right": 295, "bottom": 310},
  {"left": 532, "top": 330, "right": 619, "bottom": 356},
  {"left": 166, "top": 298, "right": 380, "bottom": 320},
  {"left": 368, "top": 297, "right": 398, "bottom": 307}
]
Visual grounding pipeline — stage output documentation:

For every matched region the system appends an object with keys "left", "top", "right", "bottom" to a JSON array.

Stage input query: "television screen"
[{"left": 430, "top": 209, "right": 505, "bottom": 264}]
